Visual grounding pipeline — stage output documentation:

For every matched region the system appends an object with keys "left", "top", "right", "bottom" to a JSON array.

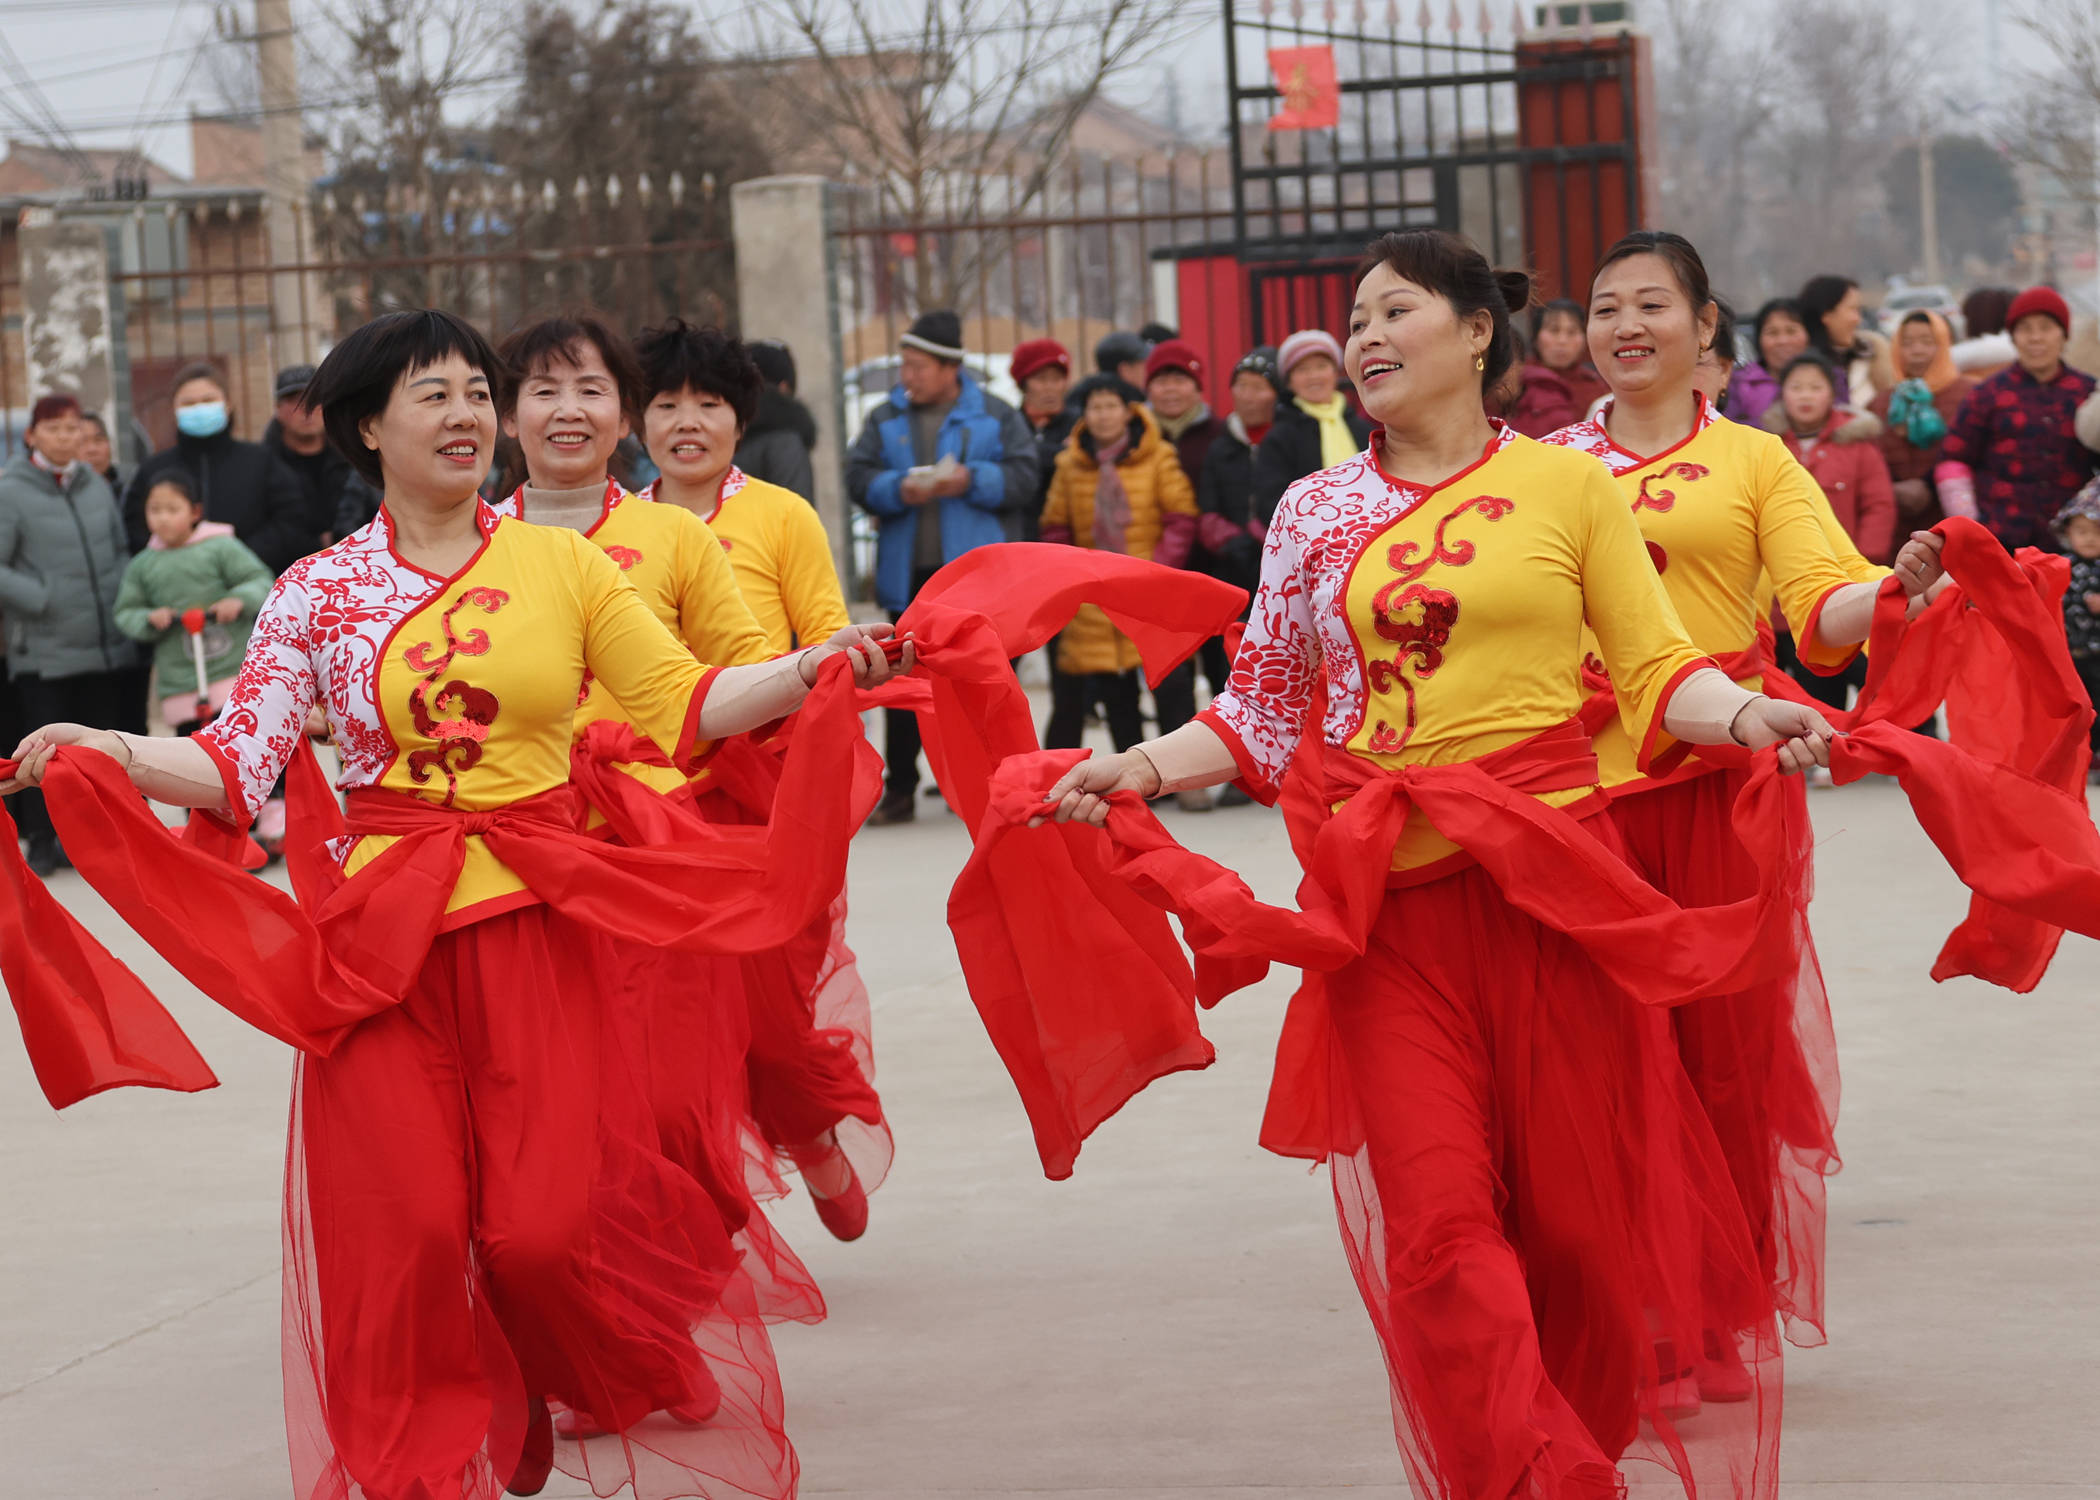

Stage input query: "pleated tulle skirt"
[
  {"left": 1608, "top": 767, "right": 1840, "bottom": 1346},
  {"left": 693, "top": 761, "right": 892, "bottom": 1196},
  {"left": 1314, "top": 850, "right": 1781, "bottom": 1500},
  {"left": 279, "top": 907, "right": 797, "bottom": 1500}
]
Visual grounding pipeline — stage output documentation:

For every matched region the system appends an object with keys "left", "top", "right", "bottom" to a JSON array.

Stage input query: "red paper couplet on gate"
[{"left": 1267, "top": 45, "right": 1341, "bottom": 130}]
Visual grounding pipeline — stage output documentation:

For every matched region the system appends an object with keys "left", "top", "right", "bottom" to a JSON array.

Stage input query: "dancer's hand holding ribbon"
[
  {"left": 1, "top": 722, "right": 130, "bottom": 793},
  {"left": 1894, "top": 528, "right": 1949, "bottom": 616},
  {"left": 1036, "top": 748, "right": 1162, "bottom": 828},
  {"left": 798, "top": 622, "right": 916, "bottom": 689},
  {"left": 1729, "top": 698, "right": 1837, "bottom": 775}
]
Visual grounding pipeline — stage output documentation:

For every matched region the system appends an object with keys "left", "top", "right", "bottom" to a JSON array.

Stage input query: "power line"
[{"left": 0, "top": 26, "right": 100, "bottom": 183}]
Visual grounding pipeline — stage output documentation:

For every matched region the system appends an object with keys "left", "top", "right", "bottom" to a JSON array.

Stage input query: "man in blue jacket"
[{"left": 848, "top": 309, "right": 1037, "bottom": 824}]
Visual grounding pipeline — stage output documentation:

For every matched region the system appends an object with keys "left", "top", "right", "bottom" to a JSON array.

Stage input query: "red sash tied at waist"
[
  {"left": 0, "top": 657, "right": 882, "bottom": 1107},
  {"left": 960, "top": 711, "right": 1811, "bottom": 1178}
]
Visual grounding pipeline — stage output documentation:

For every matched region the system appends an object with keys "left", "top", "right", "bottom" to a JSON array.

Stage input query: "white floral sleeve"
[
  {"left": 1205, "top": 485, "right": 1321, "bottom": 790},
  {"left": 195, "top": 573, "right": 318, "bottom": 823}
]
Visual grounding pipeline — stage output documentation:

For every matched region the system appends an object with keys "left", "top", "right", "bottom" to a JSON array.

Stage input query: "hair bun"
[{"left": 1494, "top": 268, "right": 1536, "bottom": 314}]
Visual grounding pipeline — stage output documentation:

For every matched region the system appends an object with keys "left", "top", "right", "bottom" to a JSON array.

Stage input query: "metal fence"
[
  {"left": 830, "top": 150, "right": 1245, "bottom": 397},
  {"left": 0, "top": 173, "right": 737, "bottom": 462}
]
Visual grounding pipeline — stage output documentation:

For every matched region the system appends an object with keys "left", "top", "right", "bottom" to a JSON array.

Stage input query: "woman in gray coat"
[{"left": 0, "top": 393, "right": 138, "bottom": 873}]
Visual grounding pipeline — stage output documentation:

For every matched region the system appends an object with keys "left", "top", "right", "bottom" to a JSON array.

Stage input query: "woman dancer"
[
  {"left": 1541, "top": 232, "right": 1945, "bottom": 1373},
  {"left": 487, "top": 312, "right": 834, "bottom": 1372},
  {"left": 3, "top": 309, "right": 905, "bottom": 1500},
  {"left": 1038, "top": 229, "right": 1842, "bottom": 1500},
  {"left": 632, "top": 318, "right": 890, "bottom": 1241}
]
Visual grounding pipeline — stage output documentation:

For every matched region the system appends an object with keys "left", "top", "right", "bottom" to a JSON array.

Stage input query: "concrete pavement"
[{"left": 1, "top": 777, "right": 2095, "bottom": 1498}]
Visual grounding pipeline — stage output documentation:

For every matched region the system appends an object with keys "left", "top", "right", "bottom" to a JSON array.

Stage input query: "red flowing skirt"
[
  {"left": 1609, "top": 768, "right": 1839, "bottom": 1347},
  {"left": 1315, "top": 850, "right": 1780, "bottom": 1500},
  {"left": 280, "top": 907, "right": 796, "bottom": 1500},
  {"left": 692, "top": 738, "right": 891, "bottom": 1197}
]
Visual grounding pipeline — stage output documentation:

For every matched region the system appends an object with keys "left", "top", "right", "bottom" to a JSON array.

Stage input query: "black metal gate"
[{"left": 1221, "top": 0, "right": 1646, "bottom": 339}]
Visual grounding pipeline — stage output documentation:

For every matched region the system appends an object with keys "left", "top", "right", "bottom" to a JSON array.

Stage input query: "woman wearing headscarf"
[{"left": 1869, "top": 309, "right": 1975, "bottom": 529}]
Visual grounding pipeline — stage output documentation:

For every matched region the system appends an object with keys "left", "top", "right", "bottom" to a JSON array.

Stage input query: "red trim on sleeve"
[
  {"left": 190, "top": 729, "right": 254, "bottom": 828},
  {"left": 1635, "top": 655, "right": 1723, "bottom": 776},
  {"left": 1194, "top": 706, "right": 1282, "bottom": 806},
  {"left": 1793, "top": 579, "right": 1865, "bottom": 676},
  {"left": 672, "top": 665, "right": 724, "bottom": 769}
]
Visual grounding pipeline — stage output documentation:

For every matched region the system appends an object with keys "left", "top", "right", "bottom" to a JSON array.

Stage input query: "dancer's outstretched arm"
[{"left": 2, "top": 728, "right": 228, "bottom": 807}]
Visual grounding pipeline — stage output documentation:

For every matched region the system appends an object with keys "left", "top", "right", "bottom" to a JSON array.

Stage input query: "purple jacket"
[{"left": 1730, "top": 361, "right": 1782, "bottom": 426}]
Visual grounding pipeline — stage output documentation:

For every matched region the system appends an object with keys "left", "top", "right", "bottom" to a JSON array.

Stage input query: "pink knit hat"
[{"left": 1277, "top": 328, "right": 1344, "bottom": 379}]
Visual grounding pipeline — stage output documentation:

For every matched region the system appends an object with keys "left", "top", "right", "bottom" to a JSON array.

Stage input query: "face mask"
[{"left": 175, "top": 401, "right": 229, "bottom": 438}]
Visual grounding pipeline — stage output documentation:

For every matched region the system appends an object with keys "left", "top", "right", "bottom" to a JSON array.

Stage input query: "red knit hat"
[
  {"left": 29, "top": 392, "right": 81, "bottom": 426},
  {"left": 2007, "top": 285, "right": 2071, "bottom": 337},
  {"left": 1144, "top": 338, "right": 1205, "bottom": 389},
  {"left": 1009, "top": 338, "right": 1071, "bottom": 385}
]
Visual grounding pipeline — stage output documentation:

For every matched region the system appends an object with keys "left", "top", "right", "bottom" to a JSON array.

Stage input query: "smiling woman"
[{"left": 1, "top": 306, "right": 911, "bottom": 1500}]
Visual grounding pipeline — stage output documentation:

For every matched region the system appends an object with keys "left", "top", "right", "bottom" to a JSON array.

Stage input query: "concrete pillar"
[
  {"left": 18, "top": 210, "right": 118, "bottom": 416},
  {"left": 730, "top": 175, "right": 852, "bottom": 587}
]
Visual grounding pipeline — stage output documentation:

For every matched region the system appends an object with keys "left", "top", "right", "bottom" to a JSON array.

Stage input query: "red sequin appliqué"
[
  {"left": 1633, "top": 461, "right": 1710, "bottom": 513},
  {"left": 402, "top": 586, "right": 509, "bottom": 805},
  {"left": 1362, "top": 494, "right": 1514, "bottom": 754}
]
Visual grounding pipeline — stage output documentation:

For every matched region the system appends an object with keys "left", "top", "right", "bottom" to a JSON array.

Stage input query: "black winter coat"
[
  {"left": 1196, "top": 415, "right": 1265, "bottom": 597},
  {"left": 124, "top": 429, "right": 317, "bottom": 573},
  {"left": 733, "top": 388, "right": 819, "bottom": 500},
  {"left": 263, "top": 419, "right": 358, "bottom": 544},
  {"left": 1021, "top": 406, "right": 1079, "bottom": 542},
  {"left": 1250, "top": 398, "right": 1373, "bottom": 526}
]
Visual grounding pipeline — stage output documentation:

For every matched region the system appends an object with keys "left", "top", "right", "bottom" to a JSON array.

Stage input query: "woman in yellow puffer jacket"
[{"left": 1040, "top": 374, "right": 1198, "bottom": 749}]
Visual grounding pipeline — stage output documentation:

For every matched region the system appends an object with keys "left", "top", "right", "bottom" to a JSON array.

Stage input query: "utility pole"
[
  {"left": 1919, "top": 114, "right": 1941, "bottom": 285},
  {"left": 253, "top": 0, "right": 312, "bottom": 363}
]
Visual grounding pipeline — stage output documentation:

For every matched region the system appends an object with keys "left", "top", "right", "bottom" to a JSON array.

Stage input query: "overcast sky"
[{"left": 0, "top": 0, "right": 2056, "bottom": 182}]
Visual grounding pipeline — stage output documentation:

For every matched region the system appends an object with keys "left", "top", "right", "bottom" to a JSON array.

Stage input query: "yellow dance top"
[
  {"left": 651, "top": 468, "right": 853, "bottom": 655},
  {"left": 490, "top": 480, "right": 772, "bottom": 810},
  {"left": 1543, "top": 399, "right": 1865, "bottom": 791},
  {"left": 1204, "top": 427, "right": 1713, "bottom": 875},
  {"left": 201, "top": 503, "right": 726, "bottom": 924}
]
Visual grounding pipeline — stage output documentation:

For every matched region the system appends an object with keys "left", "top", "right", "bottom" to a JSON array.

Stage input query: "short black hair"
[
  {"left": 1532, "top": 298, "right": 1584, "bottom": 340},
  {"left": 301, "top": 309, "right": 507, "bottom": 487},
  {"left": 78, "top": 409, "right": 109, "bottom": 438},
  {"left": 631, "top": 319, "right": 763, "bottom": 434},
  {"left": 1069, "top": 372, "right": 1144, "bottom": 409},
  {"left": 1777, "top": 350, "right": 1839, "bottom": 389},
  {"left": 1751, "top": 297, "right": 1808, "bottom": 366},
  {"left": 496, "top": 312, "right": 644, "bottom": 425},
  {"left": 144, "top": 470, "right": 200, "bottom": 508},
  {"left": 170, "top": 359, "right": 227, "bottom": 400},
  {"left": 747, "top": 338, "right": 796, "bottom": 392}
]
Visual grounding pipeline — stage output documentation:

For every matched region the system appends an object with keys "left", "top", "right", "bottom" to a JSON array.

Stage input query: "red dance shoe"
[
  {"left": 810, "top": 1166, "right": 869, "bottom": 1242},
  {"left": 506, "top": 1395, "right": 554, "bottom": 1495},
  {"left": 1697, "top": 1336, "right": 1756, "bottom": 1403}
]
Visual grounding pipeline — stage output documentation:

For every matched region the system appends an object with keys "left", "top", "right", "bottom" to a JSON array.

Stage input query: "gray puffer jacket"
[{"left": 0, "top": 454, "right": 138, "bottom": 678}]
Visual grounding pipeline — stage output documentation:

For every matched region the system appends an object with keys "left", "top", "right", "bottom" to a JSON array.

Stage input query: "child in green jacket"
[{"left": 113, "top": 472, "right": 275, "bottom": 733}]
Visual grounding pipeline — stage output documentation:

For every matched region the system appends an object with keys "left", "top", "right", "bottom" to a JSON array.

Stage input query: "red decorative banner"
[{"left": 1267, "top": 45, "right": 1340, "bottom": 131}]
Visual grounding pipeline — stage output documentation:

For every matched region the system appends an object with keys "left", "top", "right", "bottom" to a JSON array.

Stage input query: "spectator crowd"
[{"left": 11, "top": 267, "right": 2100, "bottom": 878}]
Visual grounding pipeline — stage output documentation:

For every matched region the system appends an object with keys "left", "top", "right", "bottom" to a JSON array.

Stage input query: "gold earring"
[{"left": 1474, "top": 354, "right": 1485, "bottom": 372}]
